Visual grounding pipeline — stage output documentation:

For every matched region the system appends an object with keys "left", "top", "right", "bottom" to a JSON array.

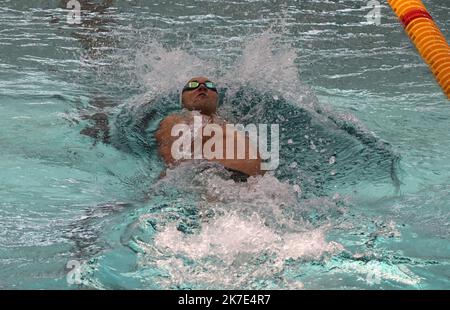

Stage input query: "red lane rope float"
[{"left": 400, "top": 8, "right": 433, "bottom": 28}]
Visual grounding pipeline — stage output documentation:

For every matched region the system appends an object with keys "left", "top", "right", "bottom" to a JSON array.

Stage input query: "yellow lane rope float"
[{"left": 388, "top": 0, "right": 450, "bottom": 99}]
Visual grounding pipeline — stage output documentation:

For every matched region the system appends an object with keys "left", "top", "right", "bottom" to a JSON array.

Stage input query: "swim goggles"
[{"left": 182, "top": 81, "right": 218, "bottom": 93}]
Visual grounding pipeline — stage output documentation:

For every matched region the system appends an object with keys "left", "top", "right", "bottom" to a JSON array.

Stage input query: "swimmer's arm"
[
  {"left": 212, "top": 128, "right": 264, "bottom": 177},
  {"left": 155, "top": 114, "right": 186, "bottom": 165},
  {"left": 156, "top": 114, "right": 264, "bottom": 176}
]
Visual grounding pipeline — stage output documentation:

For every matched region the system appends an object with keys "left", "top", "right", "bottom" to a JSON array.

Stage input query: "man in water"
[{"left": 155, "top": 76, "right": 263, "bottom": 177}]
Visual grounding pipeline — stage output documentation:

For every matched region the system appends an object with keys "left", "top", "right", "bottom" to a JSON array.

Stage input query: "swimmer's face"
[{"left": 181, "top": 76, "right": 218, "bottom": 116}]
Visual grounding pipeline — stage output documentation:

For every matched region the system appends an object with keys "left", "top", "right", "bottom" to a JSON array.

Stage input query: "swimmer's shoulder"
[
  {"left": 158, "top": 112, "right": 187, "bottom": 128},
  {"left": 155, "top": 112, "right": 193, "bottom": 142}
]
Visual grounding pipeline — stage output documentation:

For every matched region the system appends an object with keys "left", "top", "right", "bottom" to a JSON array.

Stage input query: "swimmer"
[{"left": 155, "top": 76, "right": 263, "bottom": 177}]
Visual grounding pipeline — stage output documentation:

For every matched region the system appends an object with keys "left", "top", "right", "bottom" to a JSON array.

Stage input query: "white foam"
[
  {"left": 135, "top": 163, "right": 344, "bottom": 288},
  {"left": 327, "top": 259, "right": 421, "bottom": 286},
  {"left": 153, "top": 212, "right": 341, "bottom": 261},
  {"left": 135, "top": 41, "right": 217, "bottom": 97}
]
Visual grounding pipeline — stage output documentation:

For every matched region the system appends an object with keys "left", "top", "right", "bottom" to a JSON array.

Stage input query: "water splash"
[
  {"left": 127, "top": 163, "right": 345, "bottom": 289},
  {"left": 223, "top": 30, "right": 317, "bottom": 108},
  {"left": 75, "top": 22, "right": 404, "bottom": 290}
]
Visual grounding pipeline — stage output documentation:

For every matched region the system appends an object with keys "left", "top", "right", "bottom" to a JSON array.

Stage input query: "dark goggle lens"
[{"left": 184, "top": 81, "right": 217, "bottom": 92}]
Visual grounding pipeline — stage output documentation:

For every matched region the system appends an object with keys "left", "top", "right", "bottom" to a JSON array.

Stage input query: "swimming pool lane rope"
[{"left": 388, "top": 0, "right": 450, "bottom": 99}]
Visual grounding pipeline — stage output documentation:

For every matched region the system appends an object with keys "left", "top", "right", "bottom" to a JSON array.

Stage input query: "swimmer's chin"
[{"left": 193, "top": 97, "right": 210, "bottom": 105}]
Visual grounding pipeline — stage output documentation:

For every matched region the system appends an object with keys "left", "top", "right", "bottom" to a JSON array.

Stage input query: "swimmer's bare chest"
[{"left": 155, "top": 111, "right": 263, "bottom": 176}]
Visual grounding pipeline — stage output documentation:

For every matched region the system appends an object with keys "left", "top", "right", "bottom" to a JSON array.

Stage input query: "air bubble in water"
[{"left": 329, "top": 156, "right": 336, "bottom": 165}]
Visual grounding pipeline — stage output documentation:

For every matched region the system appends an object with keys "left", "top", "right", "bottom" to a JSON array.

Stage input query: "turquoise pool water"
[{"left": 0, "top": 0, "right": 449, "bottom": 289}]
